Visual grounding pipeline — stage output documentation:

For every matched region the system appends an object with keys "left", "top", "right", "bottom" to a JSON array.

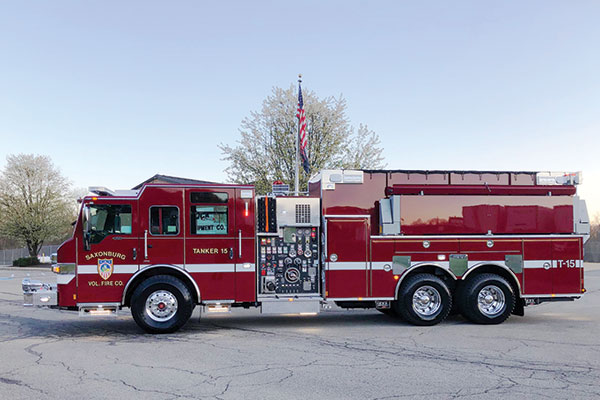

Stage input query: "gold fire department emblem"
[{"left": 97, "top": 259, "right": 114, "bottom": 280}]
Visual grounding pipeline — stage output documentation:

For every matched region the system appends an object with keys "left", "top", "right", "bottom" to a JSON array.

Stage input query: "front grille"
[{"left": 295, "top": 204, "right": 310, "bottom": 224}]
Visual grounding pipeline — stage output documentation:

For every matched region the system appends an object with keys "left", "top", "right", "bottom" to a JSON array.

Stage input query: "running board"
[
  {"left": 203, "top": 302, "right": 232, "bottom": 313},
  {"left": 78, "top": 303, "right": 119, "bottom": 317},
  {"left": 260, "top": 297, "right": 321, "bottom": 315}
]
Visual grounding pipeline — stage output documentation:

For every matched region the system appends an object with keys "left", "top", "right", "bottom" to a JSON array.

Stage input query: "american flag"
[{"left": 297, "top": 83, "right": 310, "bottom": 174}]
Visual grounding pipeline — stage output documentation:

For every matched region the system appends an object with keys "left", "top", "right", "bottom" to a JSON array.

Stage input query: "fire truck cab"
[{"left": 23, "top": 169, "right": 590, "bottom": 333}]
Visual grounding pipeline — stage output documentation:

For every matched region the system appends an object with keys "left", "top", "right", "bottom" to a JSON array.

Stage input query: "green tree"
[
  {"left": 220, "top": 85, "right": 385, "bottom": 194},
  {"left": 0, "top": 154, "right": 74, "bottom": 256}
]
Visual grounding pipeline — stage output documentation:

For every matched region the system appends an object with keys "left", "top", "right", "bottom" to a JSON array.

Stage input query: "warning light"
[
  {"left": 92, "top": 197, "right": 98, "bottom": 201},
  {"left": 244, "top": 201, "right": 249, "bottom": 217},
  {"left": 394, "top": 275, "right": 399, "bottom": 280}
]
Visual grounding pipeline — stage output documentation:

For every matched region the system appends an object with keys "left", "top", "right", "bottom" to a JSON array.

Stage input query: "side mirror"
[{"left": 83, "top": 206, "right": 91, "bottom": 251}]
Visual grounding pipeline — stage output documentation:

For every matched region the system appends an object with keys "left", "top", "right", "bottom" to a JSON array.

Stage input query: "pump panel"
[
  {"left": 256, "top": 196, "right": 321, "bottom": 296},
  {"left": 258, "top": 227, "right": 319, "bottom": 294}
]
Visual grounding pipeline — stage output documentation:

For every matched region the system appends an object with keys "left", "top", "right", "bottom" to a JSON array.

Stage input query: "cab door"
[
  {"left": 184, "top": 188, "right": 236, "bottom": 300},
  {"left": 234, "top": 188, "right": 255, "bottom": 302},
  {"left": 77, "top": 199, "right": 139, "bottom": 303},
  {"left": 139, "top": 187, "right": 184, "bottom": 268}
]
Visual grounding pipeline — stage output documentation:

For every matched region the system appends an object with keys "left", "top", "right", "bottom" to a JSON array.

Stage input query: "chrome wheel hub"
[
  {"left": 145, "top": 290, "right": 178, "bottom": 322},
  {"left": 412, "top": 285, "right": 441, "bottom": 318},
  {"left": 477, "top": 285, "right": 506, "bottom": 317}
]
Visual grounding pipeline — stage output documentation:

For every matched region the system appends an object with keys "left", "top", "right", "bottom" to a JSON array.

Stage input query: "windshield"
[{"left": 86, "top": 204, "right": 132, "bottom": 244}]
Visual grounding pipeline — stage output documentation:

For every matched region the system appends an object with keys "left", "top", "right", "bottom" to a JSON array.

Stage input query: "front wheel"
[
  {"left": 393, "top": 273, "right": 452, "bottom": 326},
  {"left": 131, "top": 275, "right": 194, "bottom": 334},
  {"left": 458, "top": 273, "right": 515, "bottom": 324}
]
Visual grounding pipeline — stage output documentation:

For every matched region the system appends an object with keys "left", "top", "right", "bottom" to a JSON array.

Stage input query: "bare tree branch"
[{"left": 220, "top": 85, "right": 385, "bottom": 193}]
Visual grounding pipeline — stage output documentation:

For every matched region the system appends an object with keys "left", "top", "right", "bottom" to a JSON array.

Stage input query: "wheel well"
[
  {"left": 395, "top": 265, "right": 456, "bottom": 299},
  {"left": 122, "top": 267, "right": 200, "bottom": 307},
  {"left": 460, "top": 264, "right": 521, "bottom": 298}
]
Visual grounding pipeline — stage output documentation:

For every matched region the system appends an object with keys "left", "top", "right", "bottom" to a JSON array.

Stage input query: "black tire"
[
  {"left": 458, "top": 273, "right": 515, "bottom": 325},
  {"left": 393, "top": 273, "right": 452, "bottom": 326},
  {"left": 131, "top": 275, "right": 194, "bottom": 334}
]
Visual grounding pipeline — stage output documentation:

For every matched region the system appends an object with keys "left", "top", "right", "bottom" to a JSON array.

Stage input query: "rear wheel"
[
  {"left": 458, "top": 273, "right": 515, "bottom": 324},
  {"left": 131, "top": 275, "right": 194, "bottom": 334},
  {"left": 394, "top": 273, "right": 452, "bottom": 326}
]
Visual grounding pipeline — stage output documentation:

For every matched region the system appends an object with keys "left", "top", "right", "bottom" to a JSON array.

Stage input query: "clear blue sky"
[{"left": 1, "top": 1, "right": 598, "bottom": 216}]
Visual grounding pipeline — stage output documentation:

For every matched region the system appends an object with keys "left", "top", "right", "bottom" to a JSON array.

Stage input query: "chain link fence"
[{"left": 0, "top": 245, "right": 60, "bottom": 266}]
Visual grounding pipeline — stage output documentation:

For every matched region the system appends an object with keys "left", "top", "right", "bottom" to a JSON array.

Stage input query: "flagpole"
[{"left": 295, "top": 74, "right": 301, "bottom": 196}]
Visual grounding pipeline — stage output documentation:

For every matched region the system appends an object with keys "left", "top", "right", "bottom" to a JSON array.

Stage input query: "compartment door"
[
  {"left": 326, "top": 217, "right": 369, "bottom": 299},
  {"left": 552, "top": 238, "right": 583, "bottom": 295}
]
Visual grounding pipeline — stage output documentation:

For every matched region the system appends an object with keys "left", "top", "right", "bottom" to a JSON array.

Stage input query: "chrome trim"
[
  {"left": 412, "top": 285, "right": 442, "bottom": 319},
  {"left": 477, "top": 285, "right": 506, "bottom": 317},
  {"left": 521, "top": 293, "right": 583, "bottom": 298},
  {"left": 144, "top": 230, "right": 148, "bottom": 259},
  {"left": 394, "top": 263, "right": 457, "bottom": 300},
  {"left": 371, "top": 234, "right": 586, "bottom": 239},
  {"left": 326, "top": 297, "right": 395, "bottom": 301},
  {"left": 325, "top": 215, "right": 371, "bottom": 219},
  {"left": 461, "top": 262, "right": 523, "bottom": 293},
  {"left": 145, "top": 290, "right": 178, "bottom": 322},
  {"left": 202, "top": 299, "right": 235, "bottom": 304},
  {"left": 78, "top": 302, "right": 120, "bottom": 307},
  {"left": 23, "top": 278, "right": 58, "bottom": 306},
  {"left": 78, "top": 302, "right": 120, "bottom": 317},
  {"left": 121, "top": 264, "right": 201, "bottom": 305},
  {"left": 238, "top": 230, "right": 242, "bottom": 258},
  {"left": 23, "top": 278, "right": 56, "bottom": 293}
]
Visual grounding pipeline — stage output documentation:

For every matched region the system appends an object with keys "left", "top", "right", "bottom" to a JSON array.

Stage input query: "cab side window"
[
  {"left": 190, "top": 192, "right": 228, "bottom": 235},
  {"left": 150, "top": 206, "right": 179, "bottom": 235}
]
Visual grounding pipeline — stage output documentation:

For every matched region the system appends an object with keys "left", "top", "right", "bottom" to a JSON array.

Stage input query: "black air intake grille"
[{"left": 295, "top": 204, "right": 311, "bottom": 224}]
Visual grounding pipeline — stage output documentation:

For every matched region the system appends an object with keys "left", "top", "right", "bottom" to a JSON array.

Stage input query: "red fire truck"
[{"left": 23, "top": 169, "right": 590, "bottom": 333}]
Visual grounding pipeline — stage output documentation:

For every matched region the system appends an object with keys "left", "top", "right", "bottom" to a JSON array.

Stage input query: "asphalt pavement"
[{"left": 1, "top": 264, "right": 599, "bottom": 400}]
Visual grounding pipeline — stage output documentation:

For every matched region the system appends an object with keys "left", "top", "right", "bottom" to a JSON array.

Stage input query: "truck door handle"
[
  {"left": 133, "top": 248, "right": 137, "bottom": 260},
  {"left": 229, "top": 248, "right": 234, "bottom": 260},
  {"left": 144, "top": 230, "right": 149, "bottom": 259}
]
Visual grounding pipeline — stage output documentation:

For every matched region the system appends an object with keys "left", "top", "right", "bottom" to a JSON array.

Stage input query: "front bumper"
[{"left": 23, "top": 278, "right": 58, "bottom": 306}]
